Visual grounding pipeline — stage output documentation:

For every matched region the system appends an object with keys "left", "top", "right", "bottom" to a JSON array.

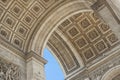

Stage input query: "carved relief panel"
[{"left": 0, "top": 58, "right": 20, "bottom": 80}]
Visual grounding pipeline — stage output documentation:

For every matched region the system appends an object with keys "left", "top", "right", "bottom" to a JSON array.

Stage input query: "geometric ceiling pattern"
[
  {"left": 57, "top": 11, "right": 120, "bottom": 64},
  {"left": 0, "top": 0, "right": 120, "bottom": 78},
  {"left": 0, "top": 0, "right": 63, "bottom": 52}
]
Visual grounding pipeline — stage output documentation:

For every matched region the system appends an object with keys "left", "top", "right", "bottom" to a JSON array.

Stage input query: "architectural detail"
[
  {"left": 58, "top": 11, "right": 120, "bottom": 63},
  {"left": 48, "top": 32, "right": 80, "bottom": 75},
  {"left": 0, "top": 0, "right": 120, "bottom": 80},
  {"left": 0, "top": 57, "right": 20, "bottom": 80},
  {"left": 0, "top": 0, "right": 65, "bottom": 52},
  {"left": 26, "top": 51, "right": 47, "bottom": 80},
  {"left": 68, "top": 51, "right": 120, "bottom": 80}
]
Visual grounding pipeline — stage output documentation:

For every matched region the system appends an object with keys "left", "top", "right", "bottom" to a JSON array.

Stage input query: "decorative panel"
[
  {"left": 0, "top": 26, "right": 12, "bottom": 41},
  {"left": 86, "top": 28, "right": 100, "bottom": 42},
  {"left": 11, "top": 35, "right": 24, "bottom": 49},
  {"left": 75, "top": 36, "right": 88, "bottom": 49},
  {"left": 98, "top": 23, "right": 110, "bottom": 33},
  {"left": 83, "top": 47, "right": 95, "bottom": 61},
  {"left": 2, "top": 12, "right": 18, "bottom": 29},
  {"left": 94, "top": 39, "right": 108, "bottom": 53},
  {"left": 67, "top": 26, "right": 80, "bottom": 38},
  {"left": 15, "top": 23, "right": 29, "bottom": 39},
  {"left": 78, "top": 17, "right": 91, "bottom": 30},
  {"left": 107, "top": 33, "right": 119, "bottom": 45},
  {"left": 0, "top": 57, "right": 20, "bottom": 80},
  {"left": 21, "top": 12, "right": 36, "bottom": 28},
  {"left": 9, "top": 1, "right": 25, "bottom": 19},
  {"left": 29, "top": 1, "right": 45, "bottom": 18}
]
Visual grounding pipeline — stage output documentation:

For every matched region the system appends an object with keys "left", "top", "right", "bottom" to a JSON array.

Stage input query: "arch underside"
[
  {"left": 46, "top": 11, "right": 120, "bottom": 76},
  {"left": 0, "top": 0, "right": 120, "bottom": 79}
]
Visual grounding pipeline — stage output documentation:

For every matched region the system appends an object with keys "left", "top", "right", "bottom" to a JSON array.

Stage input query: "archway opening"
[{"left": 43, "top": 48, "right": 65, "bottom": 80}]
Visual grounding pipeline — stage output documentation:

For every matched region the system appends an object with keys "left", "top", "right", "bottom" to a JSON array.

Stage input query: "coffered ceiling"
[
  {"left": 47, "top": 11, "right": 120, "bottom": 75},
  {"left": 0, "top": 0, "right": 120, "bottom": 76},
  {"left": 49, "top": 11, "right": 120, "bottom": 66},
  {"left": 0, "top": 0, "right": 66, "bottom": 53}
]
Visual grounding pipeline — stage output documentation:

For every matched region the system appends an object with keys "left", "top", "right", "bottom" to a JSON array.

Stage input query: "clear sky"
[{"left": 43, "top": 48, "right": 64, "bottom": 80}]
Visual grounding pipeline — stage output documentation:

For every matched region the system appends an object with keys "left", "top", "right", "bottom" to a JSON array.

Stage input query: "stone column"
[
  {"left": 26, "top": 51, "right": 47, "bottom": 80},
  {"left": 91, "top": 0, "right": 120, "bottom": 39}
]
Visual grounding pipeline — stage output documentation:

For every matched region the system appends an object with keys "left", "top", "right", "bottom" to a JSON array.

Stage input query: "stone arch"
[
  {"left": 101, "top": 65, "right": 120, "bottom": 80},
  {"left": 46, "top": 30, "right": 85, "bottom": 77},
  {"left": 30, "top": 0, "right": 93, "bottom": 55}
]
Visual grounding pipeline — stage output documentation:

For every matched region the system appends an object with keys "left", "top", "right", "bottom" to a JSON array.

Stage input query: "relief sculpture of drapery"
[{"left": 0, "top": 58, "right": 20, "bottom": 80}]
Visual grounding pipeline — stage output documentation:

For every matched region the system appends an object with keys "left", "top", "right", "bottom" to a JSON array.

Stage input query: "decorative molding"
[{"left": 26, "top": 51, "right": 47, "bottom": 64}]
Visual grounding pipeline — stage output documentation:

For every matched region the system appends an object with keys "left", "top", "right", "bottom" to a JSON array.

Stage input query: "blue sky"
[{"left": 43, "top": 48, "right": 64, "bottom": 80}]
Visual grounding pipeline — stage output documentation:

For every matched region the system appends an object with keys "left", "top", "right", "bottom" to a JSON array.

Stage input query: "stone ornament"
[{"left": 0, "top": 58, "right": 20, "bottom": 80}]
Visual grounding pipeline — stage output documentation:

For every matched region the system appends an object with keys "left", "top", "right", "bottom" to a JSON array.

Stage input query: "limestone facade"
[{"left": 0, "top": 0, "right": 120, "bottom": 80}]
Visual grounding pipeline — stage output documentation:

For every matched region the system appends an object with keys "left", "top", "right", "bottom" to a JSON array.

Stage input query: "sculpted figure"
[
  {"left": 5, "top": 64, "right": 14, "bottom": 80},
  {"left": 0, "top": 59, "right": 20, "bottom": 80},
  {"left": 0, "top": 69, "right": 5, "bottom": 80},
  {"left": 12, "top": 66, "right": 19, "bottom": 80}
]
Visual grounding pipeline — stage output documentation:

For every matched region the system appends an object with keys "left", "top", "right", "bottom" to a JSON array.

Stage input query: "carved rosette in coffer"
[{"left": 0, "top": 58, "right": 20, "bottom": 80}]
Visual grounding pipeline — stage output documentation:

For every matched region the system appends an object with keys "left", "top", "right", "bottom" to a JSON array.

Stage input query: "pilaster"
[{"left": 26, "top": 51, "right": 47, "bottom": 80}]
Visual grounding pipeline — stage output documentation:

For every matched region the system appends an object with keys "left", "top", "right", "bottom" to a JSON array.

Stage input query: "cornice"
[{"left": 26, "top": 51, "right": 47, "bottom": 64}]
